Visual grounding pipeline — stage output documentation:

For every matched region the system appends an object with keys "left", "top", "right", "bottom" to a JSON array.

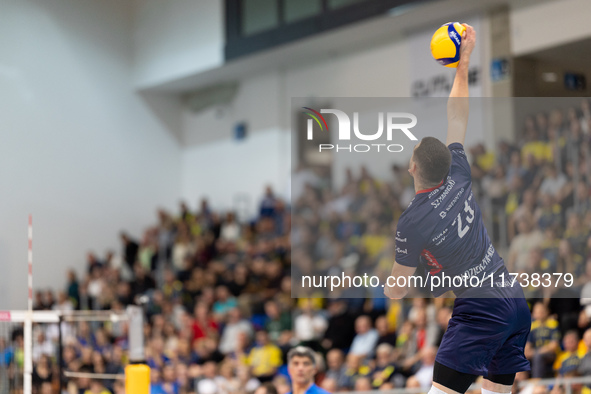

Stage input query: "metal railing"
[{"left": 333, "top": 375, "right": 591, "bottom": 394}]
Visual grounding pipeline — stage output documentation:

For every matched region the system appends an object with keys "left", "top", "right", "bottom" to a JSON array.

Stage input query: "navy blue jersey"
[{"left": 395, "top": 142, "right": 504, "bottom": 297}]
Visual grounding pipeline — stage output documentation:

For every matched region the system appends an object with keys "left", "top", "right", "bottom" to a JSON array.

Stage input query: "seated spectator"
[
  {"left": 247, "top": 330, "right": 282, "bottom": 382},
  {"left": 410, "top": 346, "right": 437, "bottom": 390},
  {"left": 212, "top": 285, "right": 237, "bottom": 319},
  {"left": 195, "top": 361, "right": 220, "bottom": 394},
  {"left": 558, "top": 239, "right": 585, "bottom": 278},
  {"left": 219, "top": 308, "right": 253, "bottom": 355},
  {"left": 32, "top": 354, "right": 52, "bottom": 390},
  {"left": 539, "top": 165, "right": 567, "bottom": 199},
  {"left": 540, "top": 227, "right": 560, "bottom": 273},
  {"left": 220, "top": 212, "right": 241, "bottom": 242},
  {"left": 375, "top": 315, "right": 397, "bottom": 348},
  {"left": 340, "top": 353, "right": 363, "bottom": 390},
  {"left": 508, "top": 214, "right": 544, "bottom": 272},
  {"left": 535, "top": 193, "right": 562, "bottom": 231},
  {"left": 563, "top": 213, "right": 587, "bottom": 258},
  {"left": 321, "top": 299, "right": 355, "bottom": 351},
  {"left": 508, "top": 188, "right": 537, "bottom": 241},
  {"left": 354, "top": 376, "right": 373, "bottom": 391},
  {"left": 525, "top": 302, "right": 560, "bottom": 378},
  {"left": 324, "top": 349, "right": 346, "bottom": 387},
  {"left": 320, "top": 377, "right": 338, "bottom": 393},
  {"left": 293, "top": 299, "right": 327, "bottom": 351},
  {"left": 151, "top": 363, "right": 180, "bottom": 394},
  {"left": 264, "top": 300, "right": 291, "bottom": 343},
  {"left": 403, "top": 307, "right": 439, "bottom": 369},
  {"left": 349, "top": 315, "right": 379, "bottom": 359},
  {"left": 554, "top": 330, "right": 584, "bottom": 376},
  {"left": 370, "top": 343, "right": 400, "bottom": 389}
]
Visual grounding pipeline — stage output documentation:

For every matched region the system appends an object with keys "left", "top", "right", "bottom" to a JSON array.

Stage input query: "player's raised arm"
[{"left": 446, "top": 24, "right": 476, "bottom": 147}]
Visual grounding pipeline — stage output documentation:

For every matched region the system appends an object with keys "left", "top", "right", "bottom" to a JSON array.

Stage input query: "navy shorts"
[{"left": 436, "top": 271, "right": 532, "bottom": 376}]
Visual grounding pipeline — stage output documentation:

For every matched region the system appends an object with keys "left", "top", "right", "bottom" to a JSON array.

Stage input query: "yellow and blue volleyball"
[{"left": 430, "top": 22, "right": 466, "bottom": 68}]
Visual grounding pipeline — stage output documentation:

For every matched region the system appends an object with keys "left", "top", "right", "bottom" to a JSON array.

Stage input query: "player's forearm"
[{"left": 446, "top": 60, "right": 470, "bottom": 146}]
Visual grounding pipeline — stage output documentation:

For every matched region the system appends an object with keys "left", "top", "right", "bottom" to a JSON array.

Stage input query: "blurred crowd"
[{"left": 1, "top": 100, "right": 591, "bottom": 394}]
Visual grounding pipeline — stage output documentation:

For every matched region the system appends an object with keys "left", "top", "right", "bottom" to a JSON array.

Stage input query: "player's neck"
[
  {"left": 415, "top": 179, "right": 444, "bottom": 194},
  {"left": 292, "top": 381, "right": 314, "bottom": 394}
]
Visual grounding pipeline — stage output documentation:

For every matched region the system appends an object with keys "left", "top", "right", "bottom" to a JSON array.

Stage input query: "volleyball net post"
[{"left": 0, "top": 307, "right": 149, "bottom": 394}]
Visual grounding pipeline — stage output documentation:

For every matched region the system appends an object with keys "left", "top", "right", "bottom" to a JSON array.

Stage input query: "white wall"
[
  {"left": 511, "top": 0, "right": 591, "bottom": 56},
  {"left": 132, "top": 0, "right": 224, "bottom": 89},
  {"left": 0, "top": 0, "right": 181, "bottom": 309},
  {"left": 179, "top": 39, "right": 412, "bottom": 213},
  {"left": 181, "top": 129, "right": 289, "bottom": 219}
]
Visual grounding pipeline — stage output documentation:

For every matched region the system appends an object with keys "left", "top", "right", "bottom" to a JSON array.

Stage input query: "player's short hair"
[
  {"left": 413, "top": 137, "right": 452, "bottom": 186},
  {"left": 287, "top": 346, "right": 316, "bottom": 366}
]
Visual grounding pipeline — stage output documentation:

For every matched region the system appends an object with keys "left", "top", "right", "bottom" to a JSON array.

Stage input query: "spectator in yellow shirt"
[
  {"left": 525, "top": 302, "right": 561, "bottom": 378},
  {"left": 247, "top": 330, "right": 283, "bottom": 382},
  {"left": 554, "top": 330, "right": 585, "bottom": 376}
]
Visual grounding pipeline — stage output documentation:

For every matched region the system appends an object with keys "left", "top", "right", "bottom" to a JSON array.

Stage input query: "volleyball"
[{"left": 430, "top": 22, "right": 466, "bottom": 68}]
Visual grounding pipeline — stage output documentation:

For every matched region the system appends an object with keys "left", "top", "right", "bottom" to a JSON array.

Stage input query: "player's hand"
[{"left": 460, "top": 23, "right": 476, "bottom": 60}]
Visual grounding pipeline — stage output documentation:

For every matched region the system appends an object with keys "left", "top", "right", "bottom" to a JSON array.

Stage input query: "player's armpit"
[{"left": 384, "top": 261, "right": 417, "bottom": 299}]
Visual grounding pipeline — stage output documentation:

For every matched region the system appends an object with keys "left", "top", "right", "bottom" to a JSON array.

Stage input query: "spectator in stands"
[
  {"left": 526, "top": 302, "right": 561, "bottom": 378},
  {"left": 130, "top": 264, "right": 156, "bottom": 300},
  {"left": 324, "top": 349, "right": 346, "bottom": 387},
  {"left": 247, "top": 330, "right": 283, "bottom": 382},
  {"left": 536, "top": 193, "right": 562, "bottom": 232},
  {"left": 32, "top": 354, "right": 52, "bottom": 390},
  {"left": 508, "top": 188, "right": 537, "bottom": 241},
  {"left": 411, "top": 346, "right": 437, "bottom": 390},
  {"left": 260, "top": 186, "right": 278, "bottom": 219},
  {"left": 195, "top": 361, "right": 220, "bottom": 394},
  {"left": 508, "top": 214, "right": 544, "bottom": 272},
  {"left": 370, "top": 343, "right": 400, "bottom": 389},
  {"left": 554, "top": 330, "right": 584, "bottom": 376},
  {"left": 220, "top": 212, "right": 241, "bottom": 243},
  {"left": 403, "top": 307, "right": 439, "bottom": 368},
  {"left": 66, "top": 269, "right": 80, "bottom": 308},
  {"left": 349, "top": 315, "right": 379, "bottom": 359},
  {"left": 263, "top": 300, "right": 291, "bottom": 344},
  {"left": 321, "top": 299, "right": 355, "bottom": 351},
  {"left": 558, "top": 239, "right": 585, "bottom": 278},
  {"left": 540, "top": 165, "right": 568, "bottom": 199},
  {"left": 54, "top": 290, "right": 74, "bottom": 312},
  {"left": 293, "top": 299, "right": 327, "bottom": 351},
  {"left": 375, "top": 315, "right": 397, "bottom": 348},
  {"left": 120, "top": 232, "right": 139, "bottom": 269},
  {"left": 219, "top": 308, "right": 253, "bottom": 355}
]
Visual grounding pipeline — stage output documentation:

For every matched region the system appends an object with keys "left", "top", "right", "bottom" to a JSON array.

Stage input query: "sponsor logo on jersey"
[{"left": 421, "top": 249, "right": 442, "bottom": 275}]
